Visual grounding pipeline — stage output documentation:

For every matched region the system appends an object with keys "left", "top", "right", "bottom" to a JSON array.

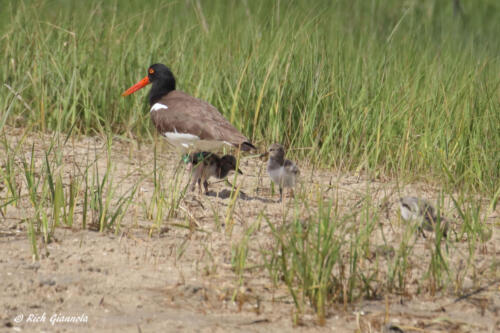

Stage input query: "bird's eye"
[{"left": 149, "top": 68, "right": 155, "bottom": 74}]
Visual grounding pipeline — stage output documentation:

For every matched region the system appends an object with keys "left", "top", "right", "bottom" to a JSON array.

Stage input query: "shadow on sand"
[{"left": 205, "top": 189, "right": 277, "bottom": 204}]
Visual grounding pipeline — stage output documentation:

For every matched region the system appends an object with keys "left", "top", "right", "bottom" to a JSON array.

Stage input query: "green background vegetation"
[
  {"left": 1, "top": 2, "right": 498, "bottom": 324},
  {"left": 1, "top": 0, "right": 499, "bottom": 193}
]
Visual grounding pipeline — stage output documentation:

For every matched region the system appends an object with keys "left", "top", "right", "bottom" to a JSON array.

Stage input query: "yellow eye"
[{"left": 149, "top": 68, "right": 155, "bottom": 74}]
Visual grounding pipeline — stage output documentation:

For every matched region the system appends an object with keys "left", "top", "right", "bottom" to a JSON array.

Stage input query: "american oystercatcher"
[
  {"left": 122, "top": 64, "right": 255, "bottom": 153},
  {"left": 187, "top": 152, "right": 242, "bottom": 194},
  {"left": 266, "top": 143, "right": 300, "bottom": 201},
  {"left": 399, "top": 196, "right": 449, "bottom": 237}
]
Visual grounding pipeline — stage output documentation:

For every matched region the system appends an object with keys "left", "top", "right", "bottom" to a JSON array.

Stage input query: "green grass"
[
  {"left": 0, "top": 0, "right": 498, "bottom": 325},
  {"left": 1, "top": 0, "right": 498, "bottom": 194},
  {"left": 243, "top": 185, "right": 495, "bottom": 325}
]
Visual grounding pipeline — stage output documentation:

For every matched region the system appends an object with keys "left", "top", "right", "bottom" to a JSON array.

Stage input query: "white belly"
[
  {"left": 269, "top": 167, "right": 296, "bottom": 188},
  {"left": 163, "top": 132, "right": 231, "bottom": 152},
  {"left": 399, "top": 203, "right": 420, "bottom": 221}
]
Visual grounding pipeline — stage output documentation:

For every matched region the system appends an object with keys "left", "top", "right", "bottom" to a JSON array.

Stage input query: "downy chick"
[
  {"left": 399, "top": 196, "right": 449, "bottom": 237},
  {"left": 266, "top": 143, "right": 300, "bottom": 201},
  {"left": 188, "top": 152, "right": 242, "bottom": 194}
]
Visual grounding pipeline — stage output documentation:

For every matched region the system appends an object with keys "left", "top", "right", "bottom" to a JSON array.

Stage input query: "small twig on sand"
[
  {"left": 179, "top": 204, "right": 201, "bottom": 228},
  {"left": 432, "top": 278, "right": 500, "bottom": 312},
  {"left": 452, "top": 278, "right": 499, "bottom": 304}
]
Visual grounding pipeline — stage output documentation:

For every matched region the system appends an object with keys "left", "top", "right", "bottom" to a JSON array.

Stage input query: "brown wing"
[{"left": 150, "top": 91, "right": 255, "bottom": 151}]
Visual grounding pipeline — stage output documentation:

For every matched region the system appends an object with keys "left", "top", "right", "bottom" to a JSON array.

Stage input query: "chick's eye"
[{"left": 149, "top": 68, "right": 155, "bottom": 74}]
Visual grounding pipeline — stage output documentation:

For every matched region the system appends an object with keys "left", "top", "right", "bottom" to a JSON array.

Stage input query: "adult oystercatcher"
[
  {"left": 266, "top": 143, "right": 300, "bottom": 201},
  {"left": 187, "top": 152, "right": 242, "bottom": 194},
  {"left": 122, "top": 64, "right": 255, "bottom": 153}
]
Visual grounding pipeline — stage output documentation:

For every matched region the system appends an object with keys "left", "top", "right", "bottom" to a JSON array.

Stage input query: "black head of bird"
[
  {"left": 219, "top": 155, "right": 243, "bottom": 178},
  {"left": 122, "top": 63, "right": 176, "bottom": 105}
]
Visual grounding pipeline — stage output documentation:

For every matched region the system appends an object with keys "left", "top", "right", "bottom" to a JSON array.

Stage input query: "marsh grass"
[
  {"left": 0, "top": 132, "right": 25, "bottom": 209},
  {"left": 386, "top": 221, "right": 417, "bottom": 294},
  {"left": 146, "top": 145, "right": 189, "bottom": 235},
  {"left": 231, "top": 220, "right": 260, "bottom": 285},
  {"left": 0, "top": 130, "right": 140, "bottom": 257},
  {"left": 84, "top": 136, "right": 138, "bottom": 232},
  {"left": 238, "top": 180, "right": 496, "bottom": 324},
  {"left": 261, "top": 196, "right": 345, "bottom": 324},
  {"left": 0, "top": 0, "right": 499, "bottom": 326},
  {"left": 1, "top": 0, "right": 498, "bottom": 194}
]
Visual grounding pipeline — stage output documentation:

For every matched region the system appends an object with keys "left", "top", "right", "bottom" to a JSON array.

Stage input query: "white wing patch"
[{"left": 150, "top": 103, "right": 168, "bottom": 112}]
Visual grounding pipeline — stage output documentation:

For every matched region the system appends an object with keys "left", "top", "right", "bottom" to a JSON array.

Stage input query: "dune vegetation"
[{"left": 1, "top": 0, "right": 499, "bottom": 330}]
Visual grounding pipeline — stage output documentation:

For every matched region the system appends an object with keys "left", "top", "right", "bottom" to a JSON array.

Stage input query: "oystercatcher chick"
[
  {"left": 399, "top": 196, "right": 449, "bottom": 238},
  {"left": 188, "top": 152, "right": 242, "bottom": 194},
  {"left": 266, "top": 144, "right": 300, "bottom": 201}
]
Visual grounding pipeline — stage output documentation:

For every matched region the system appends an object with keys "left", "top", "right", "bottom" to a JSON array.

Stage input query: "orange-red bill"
[{"left": 121, "top": 76, "right": 150, "bottom": 96}]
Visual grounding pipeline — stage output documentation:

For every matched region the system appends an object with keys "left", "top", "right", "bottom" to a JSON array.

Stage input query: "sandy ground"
[{"left": 0, "top": 128, "right": 499, "bottom": 332}]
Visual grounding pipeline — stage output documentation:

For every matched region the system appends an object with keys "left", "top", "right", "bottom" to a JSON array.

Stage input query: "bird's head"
[
  {"left": 220, "top": 155, "right": 243, "bottom": 178},
  {"left": 121, "top": 64, "right": 176, "bottom": 103},
  {"left": 268, "top": 143, "right": 285, "bottom": 160}
]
